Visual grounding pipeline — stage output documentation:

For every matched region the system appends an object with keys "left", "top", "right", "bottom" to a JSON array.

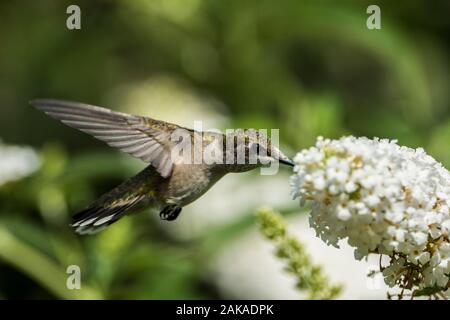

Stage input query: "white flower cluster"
[
  {"left": 0, "top": 140, "right": 41, "bottom": 186},
  {"left": 290, "top": 136, "right": 450, "bottom": 291}
]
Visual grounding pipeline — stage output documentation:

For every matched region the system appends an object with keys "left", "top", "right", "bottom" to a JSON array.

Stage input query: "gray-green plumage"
[{"left": 30, "top": 99, "right": 293, "bottom": 234}]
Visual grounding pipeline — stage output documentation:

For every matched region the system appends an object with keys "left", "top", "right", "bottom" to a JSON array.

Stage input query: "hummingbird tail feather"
[
  {"left": 71, "top": 194, "right": 146, "bottom": 235},
  {"left": 71, "top": 168, "right": 155, "bottom": 235}
]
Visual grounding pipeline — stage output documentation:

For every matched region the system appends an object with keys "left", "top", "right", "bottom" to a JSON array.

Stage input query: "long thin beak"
[{"left": 279, "top": 158, "right": 295, "bottom": 167}]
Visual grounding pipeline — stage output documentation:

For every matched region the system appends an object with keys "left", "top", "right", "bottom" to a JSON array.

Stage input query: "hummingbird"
[{"left": 30, "top": 99, "right": 294, "bottom": 235}]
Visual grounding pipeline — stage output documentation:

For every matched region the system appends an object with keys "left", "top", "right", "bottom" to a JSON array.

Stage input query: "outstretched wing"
[{"left": 30, "top": 99, "right": 190, "bottom": 178}]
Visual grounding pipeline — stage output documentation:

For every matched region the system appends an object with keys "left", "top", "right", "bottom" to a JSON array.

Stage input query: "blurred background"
[{"left": 0, "top": 0, "right": 449, "bottom": 299}]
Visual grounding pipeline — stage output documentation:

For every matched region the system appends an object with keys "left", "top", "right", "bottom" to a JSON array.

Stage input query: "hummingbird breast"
[{"left": 156, "top": 163, "right": 223, "bottom": 208}]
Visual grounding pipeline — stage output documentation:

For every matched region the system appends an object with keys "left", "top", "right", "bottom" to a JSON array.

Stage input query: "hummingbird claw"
[{"left": 160, "top": 205, "right": 182, "bottom": 221}]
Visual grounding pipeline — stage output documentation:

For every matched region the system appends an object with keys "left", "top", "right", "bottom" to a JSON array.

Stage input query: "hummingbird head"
[
  {"left": 248, "top": 132, "right": 295, "bottom": 167},
  {"left": 222, "top": 129, "right": 294, "bottom": 172}
]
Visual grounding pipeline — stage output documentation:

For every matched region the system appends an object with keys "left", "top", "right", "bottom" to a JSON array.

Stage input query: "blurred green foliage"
[
  {"left": 0, "top": 0, "right": 448, "bottom": 299},
  {"left": 257, "top": 208, "right": 342, "bottom": 299}
]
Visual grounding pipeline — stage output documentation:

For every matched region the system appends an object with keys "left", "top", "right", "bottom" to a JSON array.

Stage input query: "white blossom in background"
[
  {"left": 290, "top": 136, "right": 450, "bottom": 296},
  {"left": 107, "top": 75, "right": 229, "bottom": 130},
  {"left": 0, "top": 140, "right": 41, "bottom": 186}
]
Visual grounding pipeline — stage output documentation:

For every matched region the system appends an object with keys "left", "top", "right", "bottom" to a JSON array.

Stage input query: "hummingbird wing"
[{"left": 30, "top": 99, "right": 191, "bottom": 178}]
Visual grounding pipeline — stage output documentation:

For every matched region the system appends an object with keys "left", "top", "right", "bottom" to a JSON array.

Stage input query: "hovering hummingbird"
[{"left": 30, "top": 99, "right": 294, "bottom": 235}]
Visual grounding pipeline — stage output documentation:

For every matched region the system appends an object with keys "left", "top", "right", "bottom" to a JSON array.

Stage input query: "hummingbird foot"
[{"left": 160, "top": 205, "right": 182, "bottom": 221}]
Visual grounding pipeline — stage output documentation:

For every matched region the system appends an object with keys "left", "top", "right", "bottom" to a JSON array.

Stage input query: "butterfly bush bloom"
[{"left": 290, "top": 136, "right": 450, "bottom": 295}]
